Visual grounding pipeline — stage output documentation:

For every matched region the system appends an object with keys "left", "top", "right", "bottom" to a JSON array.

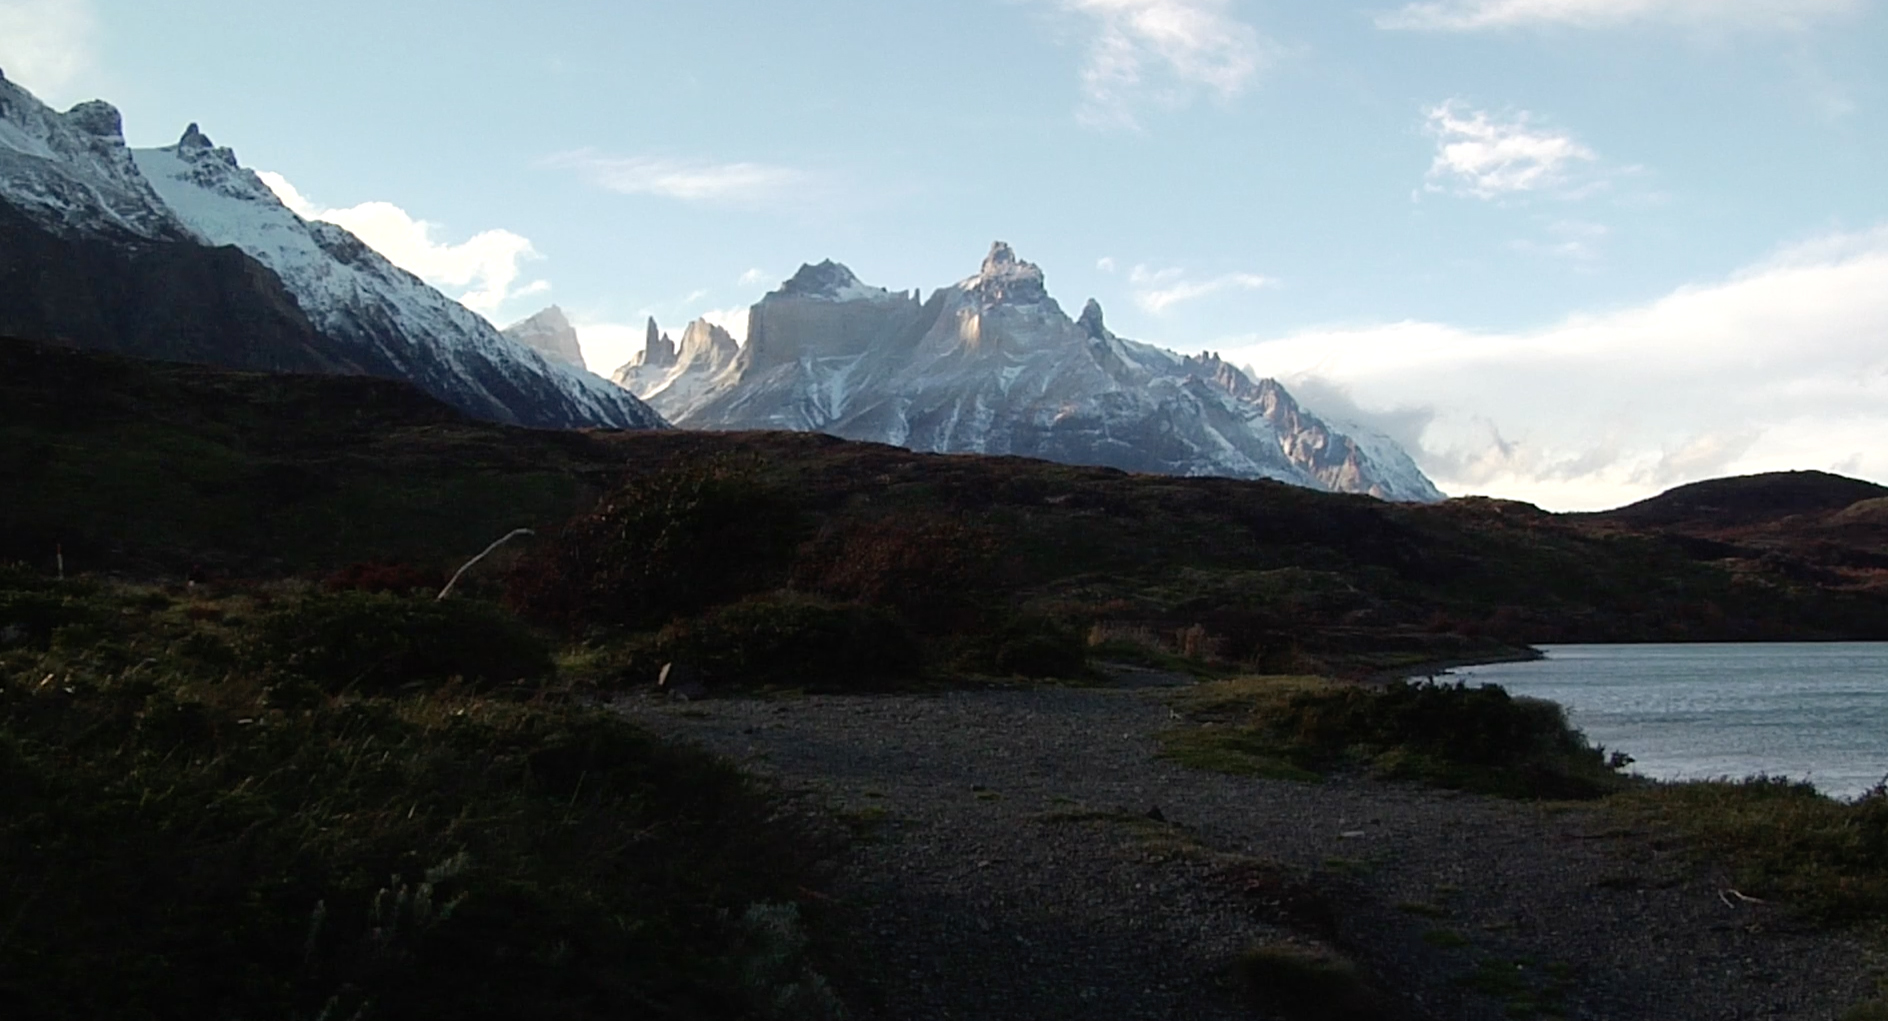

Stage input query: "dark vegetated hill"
[
  {"left": 0, "top": 337, "right": 605, "bottom": 576},
  {"left": 5, "top": 338, "right": 1885, "bottom": 661},
  {"left": 1575, "top": 471, "right": 1888, "bottom": 594},
  {"left": 0, "top": 199, "right": 363, "bottom": 375},
  {"left": 1592, "top": 471, "right": 1888, "bottom": 529}
]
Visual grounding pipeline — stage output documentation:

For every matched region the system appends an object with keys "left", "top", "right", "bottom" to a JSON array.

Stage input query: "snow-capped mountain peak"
[
  {"left": 777, "top": 259, "right": 899, "bottom": 303},
  {"left": 0, "top": 73, "right": 190, "bottom": 242},
  {"left": 0, "top": 72, "right": 662, "bottom": 431},
  {"left": 609, "top": 314, "right": 742, "bottom": 412},
  {"left": 130, "top": 127, "right": 665, "bottom": 429},
  {"left": 614, "top": 242, "right": 1444, "bottom": 501}
]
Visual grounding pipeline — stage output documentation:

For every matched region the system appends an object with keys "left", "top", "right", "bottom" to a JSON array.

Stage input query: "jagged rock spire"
[
  {"left": 178, "top": 123, "right": 214, "bottom": 151},
  {"left": 639, "top": 316, "right": 677, "bottom": 370},
  {"left": 1078, "top": 299, "right": 1107, "bottom": 340},
  {"left": 64, "top": 100, "right": 124, "bottom": 139},
  {"left": 970, "top": 241, "right": 1047, "bottom": 305}
]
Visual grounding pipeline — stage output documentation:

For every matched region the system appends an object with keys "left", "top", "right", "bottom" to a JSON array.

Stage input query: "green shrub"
[
  {"left": 250, "top": 591, "right": 553, "bottom": 694},
  {"left": 0, "top": 589, "right": 98, "bottom": 650},
  {"left": 655, "top": 594, "right": 921, "bottom": 691},
  {"left": 0, "top": 582, "right": 835, "bottom": 1021},
  {"left": 790, "top": 514, "right": 998, "bottom": 632},
  {"left": 1619, "top": 777, "right": 1888, "bottom": 924},
  {"left": 508, "top": 456, "right": 803, "bottom": 633},
  {"left": 990, "top": 616, "right": 1088, "bottom": 679},
  {"left": 1165, "top": 677, "right": 1628, "bottom": 799},
  {"left": 1233, "top": 942, "right": 1392, "bottom": 1021}
]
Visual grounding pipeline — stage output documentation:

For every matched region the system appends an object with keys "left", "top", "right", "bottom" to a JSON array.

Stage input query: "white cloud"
[
  {"left": 1377, "top": 0, "right": 1862, "bottom": 31},
  {"left": 1130, "top": 264, "right": 1276, "bottom": 312},
  {"left": 545, "top": 150, "right": 804, "bottom": 206},
  {"left": 738, "top": 268, "right": 773, "bottom": 287},
  {"left": 258, "top": 171, "right": 548, "bottom": 321},
  {"left": 1424, "top": 102, "right": 1598, "bottom": 200},
  {"left": 699, "top": 305, "right": 752, "bottom": 344},
  {"left": 1223, "top": 226, "right": 1888, "bottom": 510},
  {"left": 1097, "top": 256, "right": 1118, "bottom": 273},
  {"left": 1051, "top": 0, "right": 1275, "bottom": 129},
  {"left": 0, "top": 0, "right": 96, "bottom": 102},
  {"left": 569, "top": 319, "right": 647, "bottom": 376}
]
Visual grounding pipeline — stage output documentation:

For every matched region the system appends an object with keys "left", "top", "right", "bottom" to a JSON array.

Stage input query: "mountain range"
[
  {"left": 1, "top": 71, "right": 1440, "bottom": 500},
  {"left": 0, "top": 70, "right": 664, "bottom": 431},
  {"left": 605, "top": 244, "right": 1444, "bottom": 502}
]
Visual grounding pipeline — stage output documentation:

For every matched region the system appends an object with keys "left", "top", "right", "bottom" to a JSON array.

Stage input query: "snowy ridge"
[
  {"left": 0, "top": 72, "right": 190, "bottom": 243},
  {"left": 131, "top": 128, "right": 664, "bottom": 430},
  {"left": 611, "top": 243, "right": 1444, "bottom": 502},
  {"left": 0, "top": 71, "right": 662, "bottom": 431}
]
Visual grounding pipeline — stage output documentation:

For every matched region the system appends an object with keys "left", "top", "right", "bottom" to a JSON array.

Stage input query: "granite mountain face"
[
  {"left": 500, "top": 306, "right": 587, "bottom": 371},
  {"left": 0, "top": 72, "right": 665, "bottom": 431},
  {"left": 607, "top": 244, "right": 1444, "bottom": 501}
]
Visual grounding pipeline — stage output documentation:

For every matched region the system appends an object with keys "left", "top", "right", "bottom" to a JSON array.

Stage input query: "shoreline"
[{"left": 1364, "top": 644, "right": 1546, "bottom": 686}]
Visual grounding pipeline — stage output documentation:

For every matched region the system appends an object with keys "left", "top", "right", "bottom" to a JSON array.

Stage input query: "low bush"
[
  {"left": 989, "top": 615, "right": 1088, "bottom": 679},
  {"left": 1163, "top": 676, "right": 1629, "bottom": 799},
  {"left": 1617, "top": 776, "right": 1888, "bottom": 925},
  {"left": 1233, "top": 942, "right": 1394, "bottom": 1021},
  {"left": 508, "top": 456, "right": 803, "bottom": 634},
  {"left": 654, "top": 594, "right": 922, "bottom": 691},
  {"left": 322, "top": 560, "right": 445, "bottom": 595},
  {"left": 250, "top": 591, "right": 553, "bottom": 695},
  {"left": 0, "top": 580, "right": 838, "bottom": 1021},
  {"left": 790, "top": 514, "right": 998, "bottom": 632},
  {"left": 0, "top": 588, "right": 96, "bottom": 650}
]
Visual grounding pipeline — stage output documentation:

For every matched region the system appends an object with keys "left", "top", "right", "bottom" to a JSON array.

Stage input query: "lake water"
[{"left": 1451, "top": 644, "right": 1888, "bottom": 802}]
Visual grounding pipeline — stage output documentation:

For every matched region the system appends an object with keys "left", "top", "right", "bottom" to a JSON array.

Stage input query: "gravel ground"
[{"left": 618, "top": 668, "right": 1882, "bottom": 1020}]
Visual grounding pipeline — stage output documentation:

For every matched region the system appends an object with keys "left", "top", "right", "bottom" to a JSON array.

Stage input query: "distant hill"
[
  {"left": 5, "top": 336, "right": 1885, "bottom": 659},
  {"left": 1594, "top": 471, "right": 1888, "bottom": 530}
]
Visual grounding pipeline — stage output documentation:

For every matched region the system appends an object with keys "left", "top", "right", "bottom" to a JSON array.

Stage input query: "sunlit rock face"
[
  {"left": 502, "top": 306, "right": 585, "bottom": 370},
  {"left": 612, "top": 242, "right": 1444, "bottom": 502}
]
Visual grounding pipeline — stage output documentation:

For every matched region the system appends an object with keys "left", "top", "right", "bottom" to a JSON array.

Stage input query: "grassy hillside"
[{"left": 5, "top": 336, "right": 1885, "bottom": 668}]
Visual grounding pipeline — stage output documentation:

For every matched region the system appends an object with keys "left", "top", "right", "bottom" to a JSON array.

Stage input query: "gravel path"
[{"left": 619, "top": 669, "right": 1881, "bottom": 1020}]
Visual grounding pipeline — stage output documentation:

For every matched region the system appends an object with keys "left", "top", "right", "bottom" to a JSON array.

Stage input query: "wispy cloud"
[
  {"left": 1224, "top": 225, "right": 1888, "bottom": 510},
  {"left": 1050, "top": 0, "right": 1276, "bottom": 130},
  {"left": 738, "top": 268, "right": 773, "bottom": 288},
  {"left": 1424, "top": 101, "right": 1598, "bottom": 200},
  {"left": 0, "top": 0, "right": 97, "bottom": 103},
  {"left": 544, "top": 150, "right": 805, "bottom": 206},
  {"left": 1130, "top": 264, "right": 1276, "bottom": 312},
  {"left": 259, "top": 171, "right": 548, "bottom": 321},
  {"left": 1377, "top": 0, "right": 1862, "bottom": 32},
  {"left": 1509, "top": 218, "right": 1611, "bottom": 263}
]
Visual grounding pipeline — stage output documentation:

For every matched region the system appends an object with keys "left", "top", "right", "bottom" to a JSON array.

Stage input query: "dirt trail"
[{"left": 619, "top": 669, "right": 1879, "bottom": 1020}]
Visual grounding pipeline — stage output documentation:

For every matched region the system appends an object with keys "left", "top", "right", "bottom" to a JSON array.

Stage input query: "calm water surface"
[{"left": 1453, "top": 644, "right": 1888, "bottom": 801}]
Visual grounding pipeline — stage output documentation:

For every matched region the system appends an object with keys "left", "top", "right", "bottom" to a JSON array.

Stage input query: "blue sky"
[{"left": 3, "top": 0, "right": 1885, "bottom": 508}]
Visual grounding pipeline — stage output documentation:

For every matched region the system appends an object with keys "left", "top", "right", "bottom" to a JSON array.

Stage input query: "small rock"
[{"left": 1146, "top": 806, "right": 1166, "bottom": 823}]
